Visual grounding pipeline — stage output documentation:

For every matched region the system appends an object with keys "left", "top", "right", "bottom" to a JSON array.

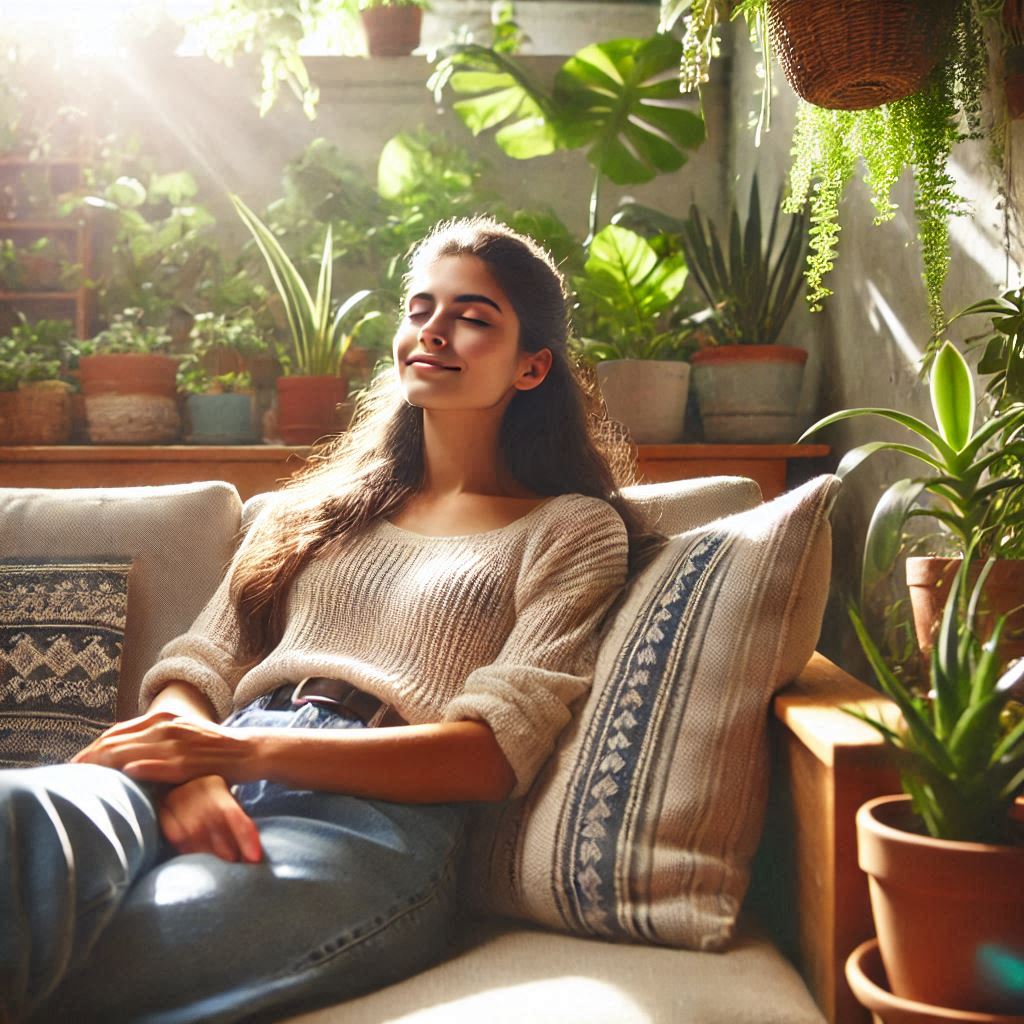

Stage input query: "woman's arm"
[{"left": 74, "top": 717, "right": 517, "bottom": 804}]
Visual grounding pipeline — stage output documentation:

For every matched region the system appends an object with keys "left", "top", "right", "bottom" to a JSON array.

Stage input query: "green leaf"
[
  {"left": 148, "top": 171, "right": 199, "bottom": 206},
  {"left": 799, "top": 407, "right": 956, "bottom": 465},
  {"left": 107, "top": 176, "right": 147, "bottom": 209},
  {"left": 861, "top": 478, "right": 926, "bottom": 597},
  {"left": 930, "top": 341, "right": 975, "bottom": 452}
]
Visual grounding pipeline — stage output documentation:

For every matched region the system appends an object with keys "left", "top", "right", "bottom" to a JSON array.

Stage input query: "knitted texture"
[{"left": 139, "top": 494, "right": 629, "bottom": 796}]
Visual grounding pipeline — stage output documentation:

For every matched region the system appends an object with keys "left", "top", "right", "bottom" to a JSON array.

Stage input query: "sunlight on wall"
[{"left": 865, "top": 279, "right": 922, "bottom": 369}]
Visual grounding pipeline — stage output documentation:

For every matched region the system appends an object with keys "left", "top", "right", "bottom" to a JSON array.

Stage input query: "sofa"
[{"left": 0, "top": 477, "right": 898, "bottom": 1024}]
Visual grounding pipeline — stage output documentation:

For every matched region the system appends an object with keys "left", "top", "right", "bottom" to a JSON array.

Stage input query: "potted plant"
[
  {"left": 844, "top": 554, "right": 1024, "bottom": 1017},
  {"left": 176, "top": 312, "right": 269, "bottom": 444},
  {"left": 669, "top": 175, "right": 810, "bottom": 442},
  {"left": 74, "top": 309, "right": 181, "bottom": 444},
  {"left": 662, "top": 0, "right": 994, "bottom": 333},
  {"left": 571, "top": 223, "right": 695, "bottom": 443},
  {"left": 360, "top": 0, "right": 427, "bottom": 57},
  {"left": 0, "top": 317, "right": 74, "bottom": 445},
  {"left": 232, "top": 195, "right": 380, "bottom": 446},
  {"left": 801, "top": 341, "right": 1024, "bottom": 663}
]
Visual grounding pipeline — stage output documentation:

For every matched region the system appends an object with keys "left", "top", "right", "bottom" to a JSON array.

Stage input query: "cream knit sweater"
[{"left": 139, "top": 492, "right": 629, "bottom": 796}]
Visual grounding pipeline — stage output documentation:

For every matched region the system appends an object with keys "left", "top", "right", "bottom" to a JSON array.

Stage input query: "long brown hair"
[{"left": 230, "top": 216, "right": 666, "bottom": 666}]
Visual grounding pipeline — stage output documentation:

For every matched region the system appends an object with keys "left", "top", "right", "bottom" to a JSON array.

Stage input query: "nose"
[{"left": 417, "top": 318, "right": 447, "bottom": 348}]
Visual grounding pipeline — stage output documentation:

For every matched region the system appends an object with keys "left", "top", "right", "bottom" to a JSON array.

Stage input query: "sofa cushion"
[
  {"left": 0, "top": 557, "right": 131, "bottom": 766},
  {"left": 0, "top": 483, "right": 243, "bottom": 719},
  {"left": 619, "top": 474, "right": 763, "bottom": 534},
  {"left": 467, "top": 475, "right": 840, "bottom": 951},
  {"left": 286, "top": 917, "right": 825, "bottom": 1024}
]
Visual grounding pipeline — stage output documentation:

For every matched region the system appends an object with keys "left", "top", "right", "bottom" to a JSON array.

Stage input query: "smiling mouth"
[{"left": 407, "top": 360, "right": 461, "bottom": 371}]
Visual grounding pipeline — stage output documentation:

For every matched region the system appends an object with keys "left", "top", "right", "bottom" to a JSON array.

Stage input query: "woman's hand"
[
  {"left": 158, "top": 775, "right": 263, "bottom": 863},
  {"left": 72, "top": 712, "right": 254, "bottom": 785}
]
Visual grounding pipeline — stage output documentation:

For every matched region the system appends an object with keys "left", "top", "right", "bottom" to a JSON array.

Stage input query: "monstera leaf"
[
  {"left": 553, "top": 36, "right": 704, "bottom": 186},
  {"left": 428, "top": 45, "right": 559, "bottom": 160},
  {"left": 431, "top": 35, "right": 704, "bottom": 185}
]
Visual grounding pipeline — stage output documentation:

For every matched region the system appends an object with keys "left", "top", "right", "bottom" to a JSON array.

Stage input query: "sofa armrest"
[{"left": 772, "top": 652, "right": 900, "bottom": 1024}]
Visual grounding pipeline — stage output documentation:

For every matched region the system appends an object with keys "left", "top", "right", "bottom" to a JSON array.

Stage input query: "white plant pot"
[{"left": 595, "top": 359, "right": 690, "bottom": 444}]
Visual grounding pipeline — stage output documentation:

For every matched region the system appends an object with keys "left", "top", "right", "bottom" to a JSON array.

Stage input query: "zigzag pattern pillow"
[
  {"left": 468, "top": 475, "right": 839, "bottom": 950},
  {"left": 0, "top": 559, "right": 132, "bottom": 767}
]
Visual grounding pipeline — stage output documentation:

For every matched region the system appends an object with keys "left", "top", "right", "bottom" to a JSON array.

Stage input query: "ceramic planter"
[
  {"left": 276, "top": 375, "right": 348, "bottom": 446},
  {"left": 857, "top": 795, "right": 1024, "bottom": 1015},
  {"left": 78, "top": 353, "right": 181, "bottom": 444},
  {"left": 360, "top": 6, "right": 422, "bottom": 56},
  {"left": 906, "top": 557, "right": 1024, "bottom": 663},
  {"left": 594, "top": 359, "right": 690, "bottom": 444},
  {"left": 846, "top": 939, "right": 1024, "bottom": 1024},
  {"left": 690, "top": 345, "right": 807, "bottom": 443},
  {"left": 184, "top": 392, "right": 258, "bottom": 445}
]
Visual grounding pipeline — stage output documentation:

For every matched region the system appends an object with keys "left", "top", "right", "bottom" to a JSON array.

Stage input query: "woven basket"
[
  {"left": 0, "top": 383, "right": 72, "bottom": 445},
  {"left": 769, "top": 0, "right": 956, "bottom": 110}
]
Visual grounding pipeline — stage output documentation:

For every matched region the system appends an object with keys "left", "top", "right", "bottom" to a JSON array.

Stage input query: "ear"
[{"left": 515, "top": 348, "right": 553, "bottom": 391}]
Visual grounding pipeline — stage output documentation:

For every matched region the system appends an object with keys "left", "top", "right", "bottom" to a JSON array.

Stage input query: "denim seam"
[{"left": 278, "top": 825, "right": 464, "bottom": 979}]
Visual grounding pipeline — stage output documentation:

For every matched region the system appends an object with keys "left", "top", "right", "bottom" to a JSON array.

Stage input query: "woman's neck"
[{"left": 419, "top": 410, "right": 526, "bottom": 498}]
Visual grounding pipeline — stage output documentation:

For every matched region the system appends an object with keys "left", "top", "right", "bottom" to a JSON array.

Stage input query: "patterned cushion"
[
  {"left": 0, "top": 482, "right": 243, "bottom": 719},
  {"left": 467, "top": 475, "right": 840, "bottom": 951},
  {"left": 0, "top": 558, "right": 132, "bottom": 768}
]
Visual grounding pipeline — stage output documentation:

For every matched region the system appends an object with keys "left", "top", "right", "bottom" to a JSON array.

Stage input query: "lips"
[{"left": 406, "top": 357, "right": 460, "bottom": 371}]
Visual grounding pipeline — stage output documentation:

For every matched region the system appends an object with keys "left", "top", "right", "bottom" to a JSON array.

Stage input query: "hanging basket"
[{"left": 768, "top": 0, "right": 956, "bottom": 110}]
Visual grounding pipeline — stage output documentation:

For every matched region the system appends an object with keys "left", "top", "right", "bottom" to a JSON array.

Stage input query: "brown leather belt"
[{"left": 267, "top": 677, "right": 406, "bottom": 727}]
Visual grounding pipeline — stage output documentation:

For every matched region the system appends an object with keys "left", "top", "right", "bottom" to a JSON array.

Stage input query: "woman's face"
[{"left": 393, "top": 254, "right": 551, "bottom": 412}]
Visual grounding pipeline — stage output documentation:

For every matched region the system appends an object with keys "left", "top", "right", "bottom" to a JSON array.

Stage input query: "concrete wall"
[{"left": 725, "top": 21, "right": 1024, "bottom": 668}]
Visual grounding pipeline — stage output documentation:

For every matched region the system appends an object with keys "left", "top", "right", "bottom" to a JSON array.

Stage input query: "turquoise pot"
[{"left": 185, "top": 393, "right": 258, "bottom": 444}]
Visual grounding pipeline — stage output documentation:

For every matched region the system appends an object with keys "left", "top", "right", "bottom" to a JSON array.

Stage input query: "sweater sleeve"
[
  {"left": 137, "top": 501, "right": 274, "bottom": 720},
  {"left": 442, "top": 498, "right": 629, "bottom": 797}
]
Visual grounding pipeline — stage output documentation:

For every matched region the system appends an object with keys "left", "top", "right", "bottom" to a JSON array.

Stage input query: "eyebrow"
[{"left": 409, "top": 291, "right": 503, "bottom": 314}]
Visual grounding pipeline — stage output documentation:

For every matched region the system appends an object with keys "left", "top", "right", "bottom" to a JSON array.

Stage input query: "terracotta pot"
[
  {"left": 690, "top": 344, "right": 808, "bottom": 443},
  {"left": 360, "top": 5, "right": 422, "bottom": 57},
  {"left": 78, "top": 353, "right": 181, "bottom": 443},
  {"left": 857, "top": 795, "right": 1024, "bottom": 1015},
  {"left": 846, "top": 938, "right": 1024, "bottom": 1024},
  {"left": 276, "top": 375, "right": 348, "bottom": 446},
  {"left": 906, "top": 557, "right": 1024, "bottom": 663}
]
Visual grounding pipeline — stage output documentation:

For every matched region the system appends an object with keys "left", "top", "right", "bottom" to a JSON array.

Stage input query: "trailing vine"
[{"left": 664, "top": 0, "right": 995, "bottom": 331}]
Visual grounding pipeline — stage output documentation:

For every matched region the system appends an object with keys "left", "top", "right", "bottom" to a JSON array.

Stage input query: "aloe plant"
[
  {"left": 232, "top": 195, "right": 379, "bottom": 378},
  {"left": 848, "top": 552, "right": 1024, "bottom": 844},
  {"left": 677, "top": 175, "right": 809, "bottom": 346},
  {"left": 801, "top": 342, "right": 1024, "bottom": 598}
]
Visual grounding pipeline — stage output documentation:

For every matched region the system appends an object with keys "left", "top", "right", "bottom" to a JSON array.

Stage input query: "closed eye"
[{"left": 460, "top": 316, "right": 490, "bottom": 326}]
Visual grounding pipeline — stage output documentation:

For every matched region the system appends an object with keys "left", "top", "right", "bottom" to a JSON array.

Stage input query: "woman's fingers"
[
  {"left": 157, "top": 776, "right": 262, "bottom": 864},
  {"left": 72, "top": 711, "right": 180, "bottom": 763}
]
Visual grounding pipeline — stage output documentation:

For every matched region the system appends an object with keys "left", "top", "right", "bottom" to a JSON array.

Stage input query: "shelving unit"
[
  {"left": 0, "top": 156, "right": 94, "bottom": 338},
  {"left": 0, "top": 443, "right": 831, "bottom": 501}
]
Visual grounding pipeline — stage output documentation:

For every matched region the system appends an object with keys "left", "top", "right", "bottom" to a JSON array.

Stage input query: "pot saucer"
[{"left": 846, "top": 940, "right": 1024, "bottom": 1024}]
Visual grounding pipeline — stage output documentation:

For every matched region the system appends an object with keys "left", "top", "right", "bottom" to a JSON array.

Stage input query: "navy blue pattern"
[
  {"left": 555, "top": 533, "right": 726, "bottom": 939},
  {"left": 0, "top": 559, "right": 130, "bottom": 767}
]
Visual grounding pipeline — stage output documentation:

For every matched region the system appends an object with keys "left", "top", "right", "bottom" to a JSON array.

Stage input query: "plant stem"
[{"left": 585, "top": 169, "right": 602, "bottom": 250}]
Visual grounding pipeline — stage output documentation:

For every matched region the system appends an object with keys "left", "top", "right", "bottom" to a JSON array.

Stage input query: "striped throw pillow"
[{"left": 468, "top": 474, "right": 840, "bottom": 950}]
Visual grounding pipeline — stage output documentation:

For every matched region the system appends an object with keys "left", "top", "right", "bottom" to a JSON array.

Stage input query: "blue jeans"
[{"left": 0, "top": 696, "right": 468, "bottom": 1024}]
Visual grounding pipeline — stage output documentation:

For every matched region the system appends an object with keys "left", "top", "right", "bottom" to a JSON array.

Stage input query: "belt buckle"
[{"left": 291, "top": 676, "right": 337, "bottom": 708}]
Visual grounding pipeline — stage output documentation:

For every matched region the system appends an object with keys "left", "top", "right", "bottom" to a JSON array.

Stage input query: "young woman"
[{"left": 1, "top": 217, "right": 664, "bottom": 1024}]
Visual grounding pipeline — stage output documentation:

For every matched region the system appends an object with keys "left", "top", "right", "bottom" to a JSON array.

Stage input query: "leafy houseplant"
[
  {"left": 176, "top": 312, "right": 268, "bottom": 445},
  {"left": 571, "top": 223, "right": 694, "bottom": 443},
  {"left": 0, "top": 317, "right": 75, "bottom": 444},
  {"left": 847, "top": 555, "right": 1024, "bottom": 1013},
  {"left": 76, "top": 310, "right": 181, "bottom": 444},
  {"left": 666, "top": 174, "right": 809, "bottom": 442},
  {"left": 660, "top": 0, "right": 994, "bottom": 333},
  {"left": 801, "top": 341, "right": 1024, "bottom": 659},
  {"left": 429, "top": 33, "right": 705, "bottom": 244},
  {"left": 232, "top": 194, "right": 380, "bottom": 445}
]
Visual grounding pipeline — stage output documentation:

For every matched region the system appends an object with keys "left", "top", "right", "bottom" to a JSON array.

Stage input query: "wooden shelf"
[
  {"left": 0, "top": 290, "right": 81, "bottom": 301},
  {"left": 0, "top": 219, "right": 86, "bottom": 232},
  {"left": 0, "top": 443, "right": 831, "bottom": 503}
]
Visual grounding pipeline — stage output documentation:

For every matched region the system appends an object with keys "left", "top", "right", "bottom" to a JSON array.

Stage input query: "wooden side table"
[
  {"left": 636, "top": 444, "right": 831, "bottom": 500},
  {"left": 0, "top": 443, "right": 831, "bottom": 502}
]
